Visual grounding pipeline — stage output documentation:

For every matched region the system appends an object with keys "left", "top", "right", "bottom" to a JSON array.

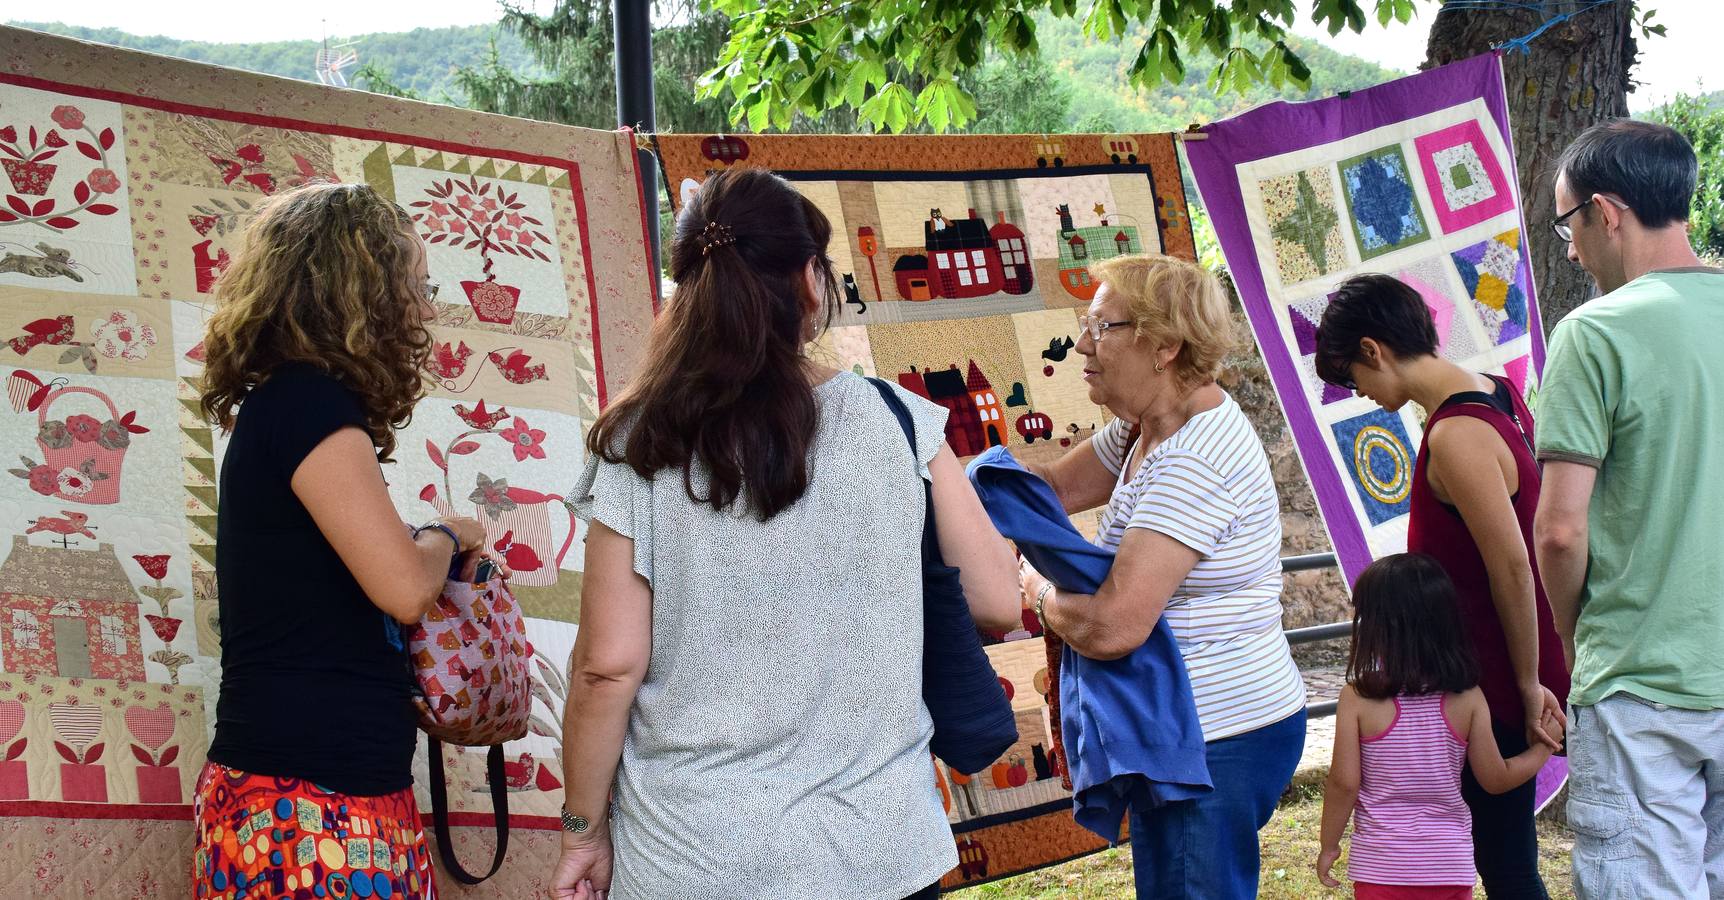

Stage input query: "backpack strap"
[{"left": 427, "top": 738, "right": 510, "bottom": 885}]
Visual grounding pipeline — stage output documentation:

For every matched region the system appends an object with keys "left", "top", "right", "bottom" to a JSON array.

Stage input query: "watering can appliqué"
[
  {"left": 431, "top": 481, "right": 578, "bottom": 588},
  {"left": 485, "top": 486, "right": 578, "bottom": 588}
]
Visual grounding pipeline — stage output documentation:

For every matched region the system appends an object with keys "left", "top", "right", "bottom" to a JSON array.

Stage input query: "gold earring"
[{"left": 1154, "top": 362, "right": 1166, "bottom": 373}]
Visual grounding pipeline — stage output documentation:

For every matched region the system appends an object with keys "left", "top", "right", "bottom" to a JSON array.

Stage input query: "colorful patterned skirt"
[{"left": 192, "top": 762, "right": 438, "bottom": 899}]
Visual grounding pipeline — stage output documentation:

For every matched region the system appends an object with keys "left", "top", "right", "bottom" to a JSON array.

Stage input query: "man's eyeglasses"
[
  {"left": 1077, "top": 314, "right": 1134, "bottom": 342},
  {"left": 1551, "top": 195, "right": 1630, "bottom": 243}
]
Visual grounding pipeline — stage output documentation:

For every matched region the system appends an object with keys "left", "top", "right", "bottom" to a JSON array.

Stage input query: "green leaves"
[
  {"left": 702, "top": 0, "right": 1373, "bottom": 133},
  {"left": 1263, "top": 40, "right": 1313, "bottom": 91},
  {"left": 1085, "top": 0, "right": 1131, "bottom": 43},
  {"left": 746, "top": 92, "right": 772, "bottom": 132},
  {"left": 1211, "top": 47, "right": 1263, "bottom": 96},
  {"left": 1127, "top": 27, "right": 1186, "bottom": 89},
  {"left": 1375, "top": 0, "right": 1415, "bottom": 27},
  {"left": 1311, "top": 0, "right": 1369, "bottom": 37},
  {"left": 918, "top": 78, "right": 976, "bottom": 133},
  {"left": 1635, "top": 5, "right": 1668, "bottom": 39},
  {"left": 841, "top": 56, "right": 888, "bottom": 107},
  {"left": 997, "top": 10, "right": 1039, "bottom": 54},
  {"left": 1648, "top": 91, "right": 1723, "bottom": 259},
  {"left": 859, "top": 81, "right": 916, "bottom": 133}
]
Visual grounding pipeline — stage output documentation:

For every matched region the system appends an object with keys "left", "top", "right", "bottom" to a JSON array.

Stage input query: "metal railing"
[{"left": 1279, "top": 552, "right": 1350, "bottom": 720}]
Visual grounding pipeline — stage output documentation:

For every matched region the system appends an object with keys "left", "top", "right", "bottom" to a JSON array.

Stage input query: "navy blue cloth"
[
  {"left": 866, "top": 379, "right": 1018, "bottom": 774},
  {"left": 966, "top": 446, "right": 1211, "bottom": 842},
  {"left": 1129, "top": 710, "right": 1305, "bottom": 899}
]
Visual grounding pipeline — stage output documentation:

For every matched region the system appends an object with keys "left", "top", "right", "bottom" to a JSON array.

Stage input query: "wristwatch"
[{"left": 560, "top": 806, "right": 590, "bottom": 834}]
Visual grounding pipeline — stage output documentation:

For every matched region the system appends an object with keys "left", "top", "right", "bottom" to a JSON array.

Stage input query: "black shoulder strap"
[
  {"left": 865, "top": 376, "right": 917, "bottom": 452},
  {"left": 1436, "top": 390, "right": 1501, "bottom": 411},
  {"left": 865, "top": 377, "right": 943, "bottom": 559},
  {"left": 1435, "top": 376, "right": 1532, "bottom": 455},
  {"left": 1435, "top": 380, "right": 1511, "bottom": 416},
  {"left": 427, "top": 738, "right": 510, "bottom": 885}
]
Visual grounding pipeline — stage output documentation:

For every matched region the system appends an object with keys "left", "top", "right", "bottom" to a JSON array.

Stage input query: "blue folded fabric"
[{"left": 967, "top": 445, "right": 1212, "bottom": 842}]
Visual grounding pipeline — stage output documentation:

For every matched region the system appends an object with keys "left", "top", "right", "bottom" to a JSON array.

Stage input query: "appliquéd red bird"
[
  {"left": 7, "top": 315, "right": 74, "bottom": 355},
  {"left": 429, "top": 341, "right": 473, "bottom": 380},
  {"left": 488, "top": 349, "right": 547, "bottom": 385},
  {"left": 454, "top": 399, "right": 509, "bottom": 431}
]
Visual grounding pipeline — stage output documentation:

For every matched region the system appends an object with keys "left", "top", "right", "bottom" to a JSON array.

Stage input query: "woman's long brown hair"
[
  {"left": 197, "top": 183, "right": 433, "bottom": 462},
  {"left": 586, "top": 168, "right": 839, "bottom": 521}
]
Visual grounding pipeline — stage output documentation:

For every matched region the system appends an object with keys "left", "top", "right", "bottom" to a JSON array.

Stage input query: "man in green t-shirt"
[{"left": 1534, "top": 119, "right": 1724, "bottom": 898}]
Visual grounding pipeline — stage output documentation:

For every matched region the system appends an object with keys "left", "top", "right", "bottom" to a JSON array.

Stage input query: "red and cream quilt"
[{"left": 0, "top": 25, "right": 657, "bottom": 897}]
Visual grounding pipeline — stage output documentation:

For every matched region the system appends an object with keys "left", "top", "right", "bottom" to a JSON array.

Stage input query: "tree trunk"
[{"left": 1424, "top": 0, "right": 1637, "bottom": 334}]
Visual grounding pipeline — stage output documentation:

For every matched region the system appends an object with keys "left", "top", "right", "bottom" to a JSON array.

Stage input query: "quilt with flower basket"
[{"left": 0, "top": 25, "right": 657, "bottom": 898}]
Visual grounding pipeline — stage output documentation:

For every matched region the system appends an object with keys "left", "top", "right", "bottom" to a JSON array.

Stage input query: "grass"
[{"left": 952, "top": 783, "right": 1578, "bottom": 899}]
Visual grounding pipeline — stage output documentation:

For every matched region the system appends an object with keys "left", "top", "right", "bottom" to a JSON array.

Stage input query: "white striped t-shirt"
[{"left": 1092, "top": 391, "right": 1306, "bottom": 741}]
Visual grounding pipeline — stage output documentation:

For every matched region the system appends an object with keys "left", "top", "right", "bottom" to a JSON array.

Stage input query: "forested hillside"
[
  {"left": 7, "top": 20, "right": 539, "bottom": 98},
  {"left": 8, "top": 14, "right": 1404, "bottom": 133}
]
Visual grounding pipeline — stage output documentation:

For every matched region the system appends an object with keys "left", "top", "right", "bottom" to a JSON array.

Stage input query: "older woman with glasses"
[{"left": 1018, "top": 254, "right": 1306, "bottom": 899}]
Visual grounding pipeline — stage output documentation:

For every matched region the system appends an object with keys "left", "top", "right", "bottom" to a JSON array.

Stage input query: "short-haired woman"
[
  {"left": 1017, "top": 253, "right": 1307, "bottom": 898},
  {"left": 549, "top": 167, "right": 1021, "bottom": 900},
  {"left": 1316, "top": 273, "right": 1569, "bottom": 899},
  {"left": 194, "top": 183, "right": 494, "bottom": 900}
]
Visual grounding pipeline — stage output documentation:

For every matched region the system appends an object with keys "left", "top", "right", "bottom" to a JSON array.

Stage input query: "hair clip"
[{"left": 700, "top": 221, "right": 737, "bottom": 256}]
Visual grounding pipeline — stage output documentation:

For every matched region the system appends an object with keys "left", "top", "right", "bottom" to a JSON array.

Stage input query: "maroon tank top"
[{"left": 1406, "top": 376, "right": 1570, "bottom": 726}]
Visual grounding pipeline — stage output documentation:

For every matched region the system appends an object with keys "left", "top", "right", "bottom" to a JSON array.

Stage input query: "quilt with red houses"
[
  {"left": 0, "top": 26, "right": 658, "bottom": 898},
  {"left": 660, "top": 132, "right": 1196, "bottom": 890}
]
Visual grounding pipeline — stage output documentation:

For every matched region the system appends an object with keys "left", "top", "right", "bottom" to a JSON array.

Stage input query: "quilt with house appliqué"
[
  {"left": 659, "top": 132, "right": 1196, "bottom": 889},
  {"left": 0, "top": 25, "right": 659, "bottom": 898}
]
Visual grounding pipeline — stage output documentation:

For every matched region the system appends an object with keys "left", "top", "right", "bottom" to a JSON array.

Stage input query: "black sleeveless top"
[{"left": 207, "top": 363, "right": 416, "bottom": 795}]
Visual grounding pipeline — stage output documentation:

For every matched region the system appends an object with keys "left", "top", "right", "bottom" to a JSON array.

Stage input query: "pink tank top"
[{"left": 1346, "top": 693, "right": 1475, "bottom": 887}]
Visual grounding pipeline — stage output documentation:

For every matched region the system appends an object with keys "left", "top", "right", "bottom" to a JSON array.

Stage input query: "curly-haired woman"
[{"left": 192, "top": 182, "right": 492, "bottom": 900}]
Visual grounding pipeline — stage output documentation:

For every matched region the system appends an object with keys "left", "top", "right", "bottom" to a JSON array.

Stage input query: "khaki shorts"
[{"left": 1568, "top": 693, "right": 1724, "bottom": 899}]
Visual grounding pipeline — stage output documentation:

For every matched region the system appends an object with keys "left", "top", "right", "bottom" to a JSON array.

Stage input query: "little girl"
[{"left": 1316, "top": 553, "right": 1563, "bottom": 898}]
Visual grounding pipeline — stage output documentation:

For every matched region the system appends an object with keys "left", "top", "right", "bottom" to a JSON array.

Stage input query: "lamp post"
[{"left": 613, "top": 0, "right": 659, "bottom": 297}]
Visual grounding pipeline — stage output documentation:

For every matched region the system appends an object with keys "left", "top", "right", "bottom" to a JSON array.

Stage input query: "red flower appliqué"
[
  {"left": 64, "top": 415, "right": 103, "bottom": 444},
  {"left": 132, "top": 555, "right": 170, "bottom": 581},
  {"left": 86, "top": 168, "right": 121, "bottom": 194},
  {"left": 50, "top": 106, "right": 85, "bottom": 130},
  {"left": 26, "top": 465, "right": 55, "bottom": 496},
  {"left": 499, "top": 417, "right": 546, "bottom": 462}
]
